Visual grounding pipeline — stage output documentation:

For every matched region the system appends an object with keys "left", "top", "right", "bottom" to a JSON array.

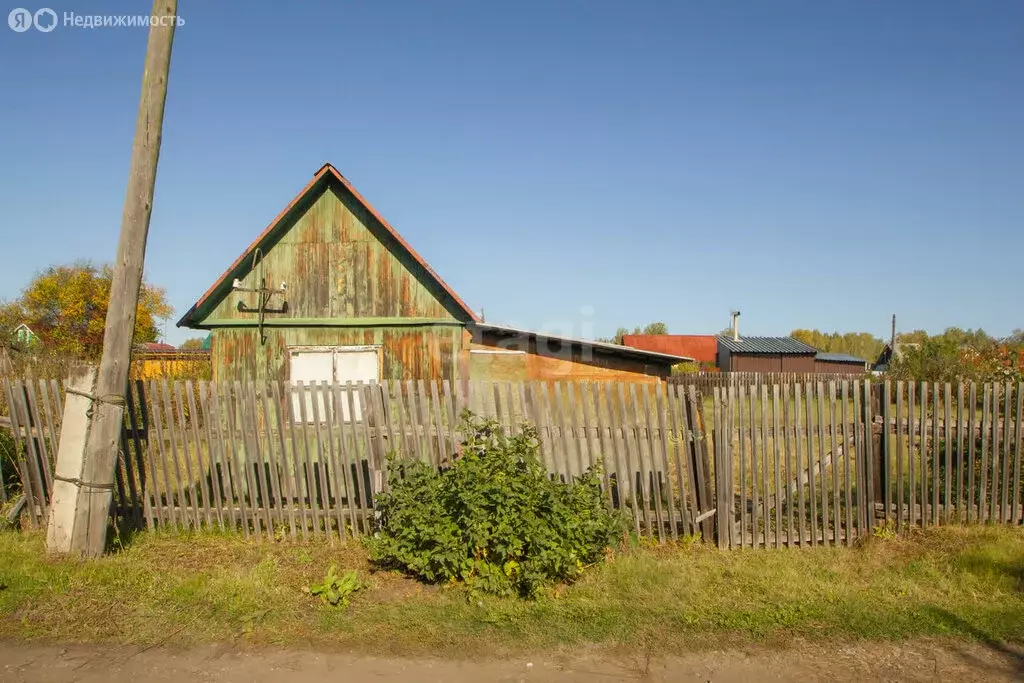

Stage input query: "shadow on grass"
[{"left": 924, "top": 607, "right": 1024, "bottom": 678}]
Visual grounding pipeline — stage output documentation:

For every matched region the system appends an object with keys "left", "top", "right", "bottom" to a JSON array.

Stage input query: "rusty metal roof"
[
  {"left": 622, "top": 335, "right": 718, "bottom": 363},
  {"left": 473, "top": 323, "right": 693, "bottom": 365},
  {"left": 177, "top": 163, "right": 479, "bottom": 328},
  {"left": 717, "top": 336, "right": 817, "bottom": 355}
]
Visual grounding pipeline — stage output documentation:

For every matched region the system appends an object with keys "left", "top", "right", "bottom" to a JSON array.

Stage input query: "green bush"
[{"left": 368, "top": 412, "right": 627, "bottom": 598}]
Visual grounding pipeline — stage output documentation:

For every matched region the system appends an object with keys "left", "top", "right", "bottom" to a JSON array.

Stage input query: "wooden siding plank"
[
  {"left": 655, "top": 383, "right": 678, "bottom": 541},
  {"left": 567, "top": 383, "right": 587, "bottom": 477},
  {"left": 308, "top": 381, "right": 331, "bottom": 538},
  {"left": 202, "top": 385, "right": 231, "bottom": 532},
  {"left": 687, "top": 385, "right": 714, "bottom": 542},
  {"left": 737, "top": 384, "right": 748, "bottom": 547},
  {"left": 331, "top": 382, "right": 360, "bottom": 538},
  {"left": 943, "top": 383, "right": 953, "bottom": 523},
  {"left": 979, "top": 385, "right": 990, "bottom": 523},
  {"left": 671, "top": 385, "right": 696, "bottom": 536},
  {"left": 841, "top": 380, "right": 853, "bottom": 546},
  {"left": 344, "top": 383, "right": 372, "bottom": 536},
  {"left": 772, "top": 384, "right": 783, "bottom": 549},
  {"left": 172, "top": 382, "right": 201, "bottom": 529},
  {"left": 2, "top": 380, "right": 36, "bottom": 525},
  {"left": 932, "top": 383, "right": 941, "bottom": 526},
  {"left": 641, "top": 384, "right": 666, "bottom": 539},
  {"left": 357, "top": 384, "right": 380, "bottom": 531},
  {"left": 918, "top": 382, "right": 928, "bottom": 529},
  {"left": 956, "top": 383, "right": 966, "bottom": 523},
  {"left": 239, "top": 380, "right": 269, "bottom": 536},
  {"left": 607, "top": 383, "right": 638, "bottom": 535},
  {"left": 441, "top": 380, "right": 459, "bottom": 464},
  {"left": 429, "top": 380, "right": 447, "bottom": 468},
  {"left": 781, "top": 384, "right": 795, "bottom": 546},
  {"left": 627, "top": 383, "right": 653, "bottom": 540},
  {"left": 264, "top": 381, "right": 289, "bottom": 536},
  {"left": 273, "top": 381, "right": 299, "bottom": 537},
  {"left": 415, "top": 380, "right": 435, "bottom": 468},
  {"left": 804, "top": 383, "right": 817, "bottom": 547},
  {"left": 1001, "top": 382, "right": 1012, "bottom": 523},
  {"left": 1012, "top": 382, "right": 1023, "bottom": 525},
  {"left": 148, "top": 381, "right": 178, "bottom": 529},
  {"left": 896, "top": 382, "right": 904, "bottom": 532},
  {"left": 185, "top": 382, "right": 214, "bottom": 529},
  {"left": 816, "top": 381, "right": 829, "bottom": 547},
  {"left": 829, "top": 381, "right": 841, "bottom": 545},
  {"left": 295, "top": 381, "right": 321, "bottom": 536},
  {"left": 127, "top": 381, "right": 157, "bottom": 530},
  {"left": 967, "top": 383, "right": 977, "bottom": 524},
  {"left": 553, "top": 382, "right": 573, "bottom": 481},
  {"left": 750, "top": 383, "right": 762, "bottom": 547},
  {"left": 536, "top": 382, "right": 556, "bottom": 478},
  {"left": 320, "top": 381, "right": 346, "bottom": 541}
]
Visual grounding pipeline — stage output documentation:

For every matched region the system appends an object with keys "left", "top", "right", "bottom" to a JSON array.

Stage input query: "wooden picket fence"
[
  {"left": 2, "top": 377, "right": 1021, "bottom": 547},
  {"left": 709, "top": 380, "right": 1024, "bottom": 549},
  {"left": 0, "top": 378, "right": 715, "bottom": 542},
  {"left": 669, "top": 372, "right": 862, "bottom": 394}
]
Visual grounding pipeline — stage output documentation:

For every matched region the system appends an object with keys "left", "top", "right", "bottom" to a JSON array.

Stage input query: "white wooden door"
[
  {"left": 289, "top": 349, "right": 333, "bottom": 422},
  {"left": 334, "top": 348, "right": 379, "bottom": 421},
  {"left": 288, "top": 346, "right": 379, "bottom": 422}
]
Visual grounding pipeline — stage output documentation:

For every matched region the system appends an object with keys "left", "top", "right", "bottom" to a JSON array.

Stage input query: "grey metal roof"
[
  {"left": 472, "top": 323, "right": 693, "bottom": 364},
  {"left": 815, "top": 352, "right": 867, "bottom": 364},
  {"left": 717, "top": 336, "right": 817, "bottom": 355}
]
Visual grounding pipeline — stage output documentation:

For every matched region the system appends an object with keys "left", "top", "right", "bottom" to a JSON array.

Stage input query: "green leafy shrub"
[
  {"left": 306, "top": 565, "right": 362, "bottom": 608},
  {"left": 368, "top": 413, "right": 627, "bottom": 598}
]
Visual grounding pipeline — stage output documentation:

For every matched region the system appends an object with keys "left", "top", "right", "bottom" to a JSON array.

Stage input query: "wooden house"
[
  {"left": 716, "top": 335, "right": 817, "bottom": 372},
  {"left": 177, "top": 164, "right": 687, "bottom": 387}
]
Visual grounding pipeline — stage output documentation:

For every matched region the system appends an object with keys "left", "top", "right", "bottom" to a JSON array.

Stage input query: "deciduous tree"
[{"left": 13, "top": 262, "right": 172, "bottom": 360}]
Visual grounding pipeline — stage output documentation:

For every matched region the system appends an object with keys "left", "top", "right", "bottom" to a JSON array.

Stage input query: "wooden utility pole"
[{"left": 46, "top": 0, "right": 177, "bottom": 556}]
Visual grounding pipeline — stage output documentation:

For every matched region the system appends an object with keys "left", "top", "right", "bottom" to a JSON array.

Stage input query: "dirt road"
[{"left": 1, "top": 640, "right": 1021, "bottom": 682}]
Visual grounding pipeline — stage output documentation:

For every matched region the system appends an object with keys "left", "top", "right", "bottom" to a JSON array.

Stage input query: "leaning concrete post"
[{"left": 46, "top": 366, "right": 100, "bottom": 554}]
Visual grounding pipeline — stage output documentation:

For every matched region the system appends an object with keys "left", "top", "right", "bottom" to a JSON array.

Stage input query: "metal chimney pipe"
[
  {"left": 732, "top": 311, "right": 741, "bottom": 342},
  {"left": 890, "top": 314, "right": 896, "bottom": 348}
]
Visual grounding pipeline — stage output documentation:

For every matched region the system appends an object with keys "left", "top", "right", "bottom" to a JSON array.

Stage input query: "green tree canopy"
[{"left": 789, "top": 329, "right": 885, "bottom": 361}]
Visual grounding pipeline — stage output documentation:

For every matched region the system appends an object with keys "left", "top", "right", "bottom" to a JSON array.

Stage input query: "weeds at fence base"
[{"left": 0, "top": 525, "right": 1022, "bottom": 655}]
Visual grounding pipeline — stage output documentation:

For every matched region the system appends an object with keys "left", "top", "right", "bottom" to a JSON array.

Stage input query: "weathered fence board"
[{"left": 2, "top": 378, "right": 1021, "bottom": 546}]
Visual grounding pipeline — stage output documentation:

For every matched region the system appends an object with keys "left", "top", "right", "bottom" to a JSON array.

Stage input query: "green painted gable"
[{"left": 189, "top": 178, "right": 473, "bottom": 328}]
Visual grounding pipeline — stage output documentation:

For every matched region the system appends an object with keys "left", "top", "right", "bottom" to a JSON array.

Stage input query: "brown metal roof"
[
  {"left": 177, "top": 164, "right": 479, "bottom": 327},
  {"left": 472, "top": 323, "right": 693, "bottom": 365}
]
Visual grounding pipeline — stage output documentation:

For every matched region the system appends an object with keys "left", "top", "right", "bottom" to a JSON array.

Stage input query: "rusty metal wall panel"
[
  {"left": 468, "top": 333, "right": 666, "bottom": 383},
  {"left": 200, "top": 186, "right": 464, "bottom": 325},
  {"left": 813, "top": 359, "right": 867, "bottom": 375},
  {"left": 211, "top": 326, "right": 460, "bottom": 383}
]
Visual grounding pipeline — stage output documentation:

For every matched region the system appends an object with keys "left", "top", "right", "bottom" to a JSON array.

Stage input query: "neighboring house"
[
  {"left": 13, "top": 323, "right": 38, "bottom": 346},
  {"left": 177, "top": 163, "right": 688, "bottom": 388},
  {"left": 872, "top": 342, "right": 919, "bottom": 373},
  {"left": 813, "top": 352, "right": 868, "bottom": 375},
  {"left": 621, "top": 335, "right": 718, "bottom": 367},
  {"left": 716, "top": 335, "right": 818, "bottom": 372}
]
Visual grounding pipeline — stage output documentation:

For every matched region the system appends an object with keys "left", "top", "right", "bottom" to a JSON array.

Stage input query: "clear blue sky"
[{"left": 1, "top": 1, "right": 1022, "bottom": 346}]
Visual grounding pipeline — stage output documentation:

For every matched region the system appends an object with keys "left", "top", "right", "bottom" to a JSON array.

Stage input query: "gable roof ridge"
[{"left": 177, "top": 163, "right": 478, "bottom": 327}]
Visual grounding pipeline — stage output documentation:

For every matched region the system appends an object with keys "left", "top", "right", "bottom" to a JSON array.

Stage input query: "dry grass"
[{"left": 0, "top": 526, "right": 1022, "bottom": 657}]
